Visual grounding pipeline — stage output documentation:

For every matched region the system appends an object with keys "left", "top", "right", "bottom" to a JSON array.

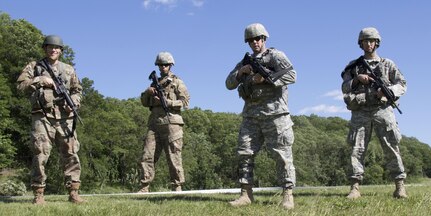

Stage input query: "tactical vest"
[
  {"left": 31, "top": 61, "right": 75, "bottom": 119},
  {"left": 343, "top": 58, "right": 391, "bottom": 110},
  {"left": 148, "top": 73, "right": 185, "bottom": 125}
]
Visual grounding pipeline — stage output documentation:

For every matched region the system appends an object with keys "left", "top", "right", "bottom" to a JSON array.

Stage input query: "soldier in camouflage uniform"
[
  {"left": 341, "top": 27, "right": 408, "bottom": 199},
  {"left": 225, "top": 23, "right": 297, "bottom": 210},
  {"left": 138, "top": 52, "right": 190, "bottom": 193},
  {"left": 17, "top": 35, "right": 85, "bottom": 204}
]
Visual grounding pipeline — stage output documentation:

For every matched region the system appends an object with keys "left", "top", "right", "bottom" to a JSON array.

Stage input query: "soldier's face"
[
  {"left": 44, "top": 45, "right": 62, "bottom": 61},
  {"left": 158, "top": 64, "right": 171, "bottom": 75},
  {"left": 247, "top": 37, "right": 265, "bottom": 54},
  {"left": 361, "top": 39, "right": 377, "bottom": 53}
]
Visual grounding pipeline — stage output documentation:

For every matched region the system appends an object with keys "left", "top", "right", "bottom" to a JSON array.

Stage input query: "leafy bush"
[{"left": 0, "top": 180, "right": 26, "bottom": 196}]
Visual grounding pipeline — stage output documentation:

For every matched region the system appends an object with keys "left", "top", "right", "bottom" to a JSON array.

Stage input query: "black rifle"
[
  {"left": 39, "top": 59, "right": 83, "bottom": 137},
  {"left": 241, "top": 52, "right": 275, "bottom": 84},
  {"left": 360, "top": 57, "right": 403, "bottom": 114},
  {"left": 148, "top": 71, "right": 170, "bottom": 116}
]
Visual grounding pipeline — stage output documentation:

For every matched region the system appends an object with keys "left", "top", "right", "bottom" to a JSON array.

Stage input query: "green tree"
[
  {"left": 0, "top": 74, "right": 16, "bottom": 169},
  {"left": 184, "top": 132, "right": 222, "bottom": 189},
  {"left": 0, "top": 13, "right": 43, "bottom": 168}
]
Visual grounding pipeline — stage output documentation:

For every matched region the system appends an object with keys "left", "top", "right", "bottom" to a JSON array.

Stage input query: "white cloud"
[
  {"left": 298, "top": 104, "right": 349, "bottom": 115},
  {"left": 323, "top": 90, "right": 343, "bottom": 101},
  {"left": 142, "top": 0, "right": 204, "bottom": 10},
  {"left": 142, "top": 0, "right": 151, "bottom": 9},
  {"left": 142, "top": 0, "right": 178, "bottom": 10},
  {"left": 155, "top": 0, "right": 177, "bottom": 5},
  {"left": 191, "top": 0, "right": 205, "bottom": 7}
]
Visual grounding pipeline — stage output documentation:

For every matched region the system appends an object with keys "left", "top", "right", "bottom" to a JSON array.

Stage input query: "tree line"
[{"left": 1, "top": 12, "right": 430, "bottom": 194}]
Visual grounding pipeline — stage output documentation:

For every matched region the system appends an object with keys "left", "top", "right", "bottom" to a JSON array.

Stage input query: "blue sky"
[{"left": 2, "top": 0, "right": 430, "bottom": 145}]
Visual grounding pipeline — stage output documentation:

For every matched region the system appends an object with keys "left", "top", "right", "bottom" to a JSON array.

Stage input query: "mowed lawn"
[{"left": 1, "top": 181, "right": 430, "bottom": 216}]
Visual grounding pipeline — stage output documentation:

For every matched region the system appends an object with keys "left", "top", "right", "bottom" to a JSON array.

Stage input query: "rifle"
[
  {"left": 241, "top": 52, "right": 275, "bottom": 84},
  {"left": 360, "top": 57, "right": 403, "bottom": 114},
  {"left": 39, "top": 59, "right": 83, "bottom": 137},
  {"left": 148, "top": 71, "right": 170, "bottom": 116}
]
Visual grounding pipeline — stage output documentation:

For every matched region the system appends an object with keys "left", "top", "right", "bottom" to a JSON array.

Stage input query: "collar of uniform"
[
  {"left": 160, "top": 71, "right": 173, "bottom": 78},
  {"left": 159, "top": 72, "right": 174, "bottom": 85},
  {"left": 364, "top": 56, "right": 381, "bottom": 64}
]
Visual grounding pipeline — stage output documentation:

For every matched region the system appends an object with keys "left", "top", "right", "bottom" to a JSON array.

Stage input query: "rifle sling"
[{"left": 269, "top": 65, "right": 293, "bottom": 83}]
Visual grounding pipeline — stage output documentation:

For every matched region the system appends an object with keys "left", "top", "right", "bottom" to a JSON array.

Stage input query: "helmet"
[
  {"left": 244, "top": 23, "right": 269, "bottom": 43},
  {"left": 42, "top": 35, "right": 64, "bottom": 48},
  {"left": 358, "top": 27, "right": 381, "bottom": 46},
  {"left": 154, "top": 52, "right": 175, "bottom": 65}
]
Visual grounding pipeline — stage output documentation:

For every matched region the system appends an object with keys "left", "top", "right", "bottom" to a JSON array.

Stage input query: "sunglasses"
[
  {"left": 246, "top": 36, "right": 264, "bottom": 43},
  {"left": 159, "top": 64, "right": 171, "bottom": 67}
]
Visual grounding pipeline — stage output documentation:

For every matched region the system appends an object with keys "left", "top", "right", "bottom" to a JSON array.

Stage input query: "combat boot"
[
  {"left": 281, "top": 187, "right": 294, "bottom": 210},
  {"left": 137, "top": 183, "right": 150, "bottom": 193},
  {"left": 393, "top": 179, "right": 408, "bottom": 198},
  {"left": 347, "top": 180, "right": 361, "bottom": 199},
  {"left": 32, "top": 186, "right": 46, "bottom": 205},
  {"left": 172, "top": 185, "right": 182, "bottom": 192},
  {"left": 68, "top": 182, "right": 85, "bottom": 204},
  {"left": 229, "top": 184, "right": 254, "bottom": 207}
]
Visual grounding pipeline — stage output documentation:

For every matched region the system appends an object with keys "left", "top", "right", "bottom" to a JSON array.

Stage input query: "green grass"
[{"left": 1, "top": 181, "right": 430, "bottom": 216}]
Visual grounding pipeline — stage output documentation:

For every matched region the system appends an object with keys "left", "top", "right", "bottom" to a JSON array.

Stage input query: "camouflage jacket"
[
  {"left": 226, "top": 48, "right": 296, "bottom": 117},
  {"left": 17, "top": 59, "right": 83, "bottom": 119},
  {"left": 141, "top": 71, "right": 190, "bottom": 125},
  {"left": 341, "top": 56, "right": 407, "bottom": 111}
]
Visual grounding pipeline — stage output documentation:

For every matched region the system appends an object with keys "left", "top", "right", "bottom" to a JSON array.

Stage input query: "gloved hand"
[
  {"left": 237, "top": 64, "right": 253, "bottom": 80},
  {"left": 146, "top": 86, "right": 157, "bottom": 95}
]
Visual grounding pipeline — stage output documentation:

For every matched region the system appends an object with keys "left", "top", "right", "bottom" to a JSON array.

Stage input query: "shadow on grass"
[
  {"left": 0, "top": 196, "right": 72, "bottom": 204},
  {"left": 129, "top": 194, "right": 230, "bottom": 203},
  {"left": 254, "top": 191, "right": 346, "bottom": 198},
  {"left": 126, "top": 190, "right": 348, "bottom": 204},
  {"left": 0, "top": 190, "right": 356, "bottom": 204},
  {"left": 0, "top": 197, "right": 30, "bottom": 203}
]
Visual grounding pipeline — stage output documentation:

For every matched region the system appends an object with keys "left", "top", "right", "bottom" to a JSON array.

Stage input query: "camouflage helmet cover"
[
  {"left": 244, "top": 23, "right": 269, "bottom": 43},
  {"left": 42, "top": 35, "right": 64, "bottom": 48},
  {"left": 154, "top": 52, "right": 175, "bottom": 65},
  {"left": 358, "top": 27, "right": 381, "bottom": 45}
]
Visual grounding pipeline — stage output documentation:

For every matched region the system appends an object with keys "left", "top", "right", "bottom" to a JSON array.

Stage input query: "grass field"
[{"left": 1, "top": 181, "right": 430, "bottom": 216}]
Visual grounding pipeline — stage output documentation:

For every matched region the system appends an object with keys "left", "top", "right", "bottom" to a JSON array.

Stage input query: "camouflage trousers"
[
  {"left": 139, "top": 124, "right": 185, "bottom": 186},
  {"left": 347, "top": 107, "right": 406, "bottom": 181},
  {"left": 30, "top": 112, "right": 82, "bottom": 188},
  {"left": 236, "top": 114, "right": 295, "bottom": 188}
]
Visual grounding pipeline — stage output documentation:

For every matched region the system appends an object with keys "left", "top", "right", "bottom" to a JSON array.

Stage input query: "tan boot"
[
  {"left": 68, "top": 183, "right": 85, "bottom": 204},
  {"left": 229, "top": 184, "right": 254, "bottom": 207},
  {"left": 137, "top": 183, "right": 150, "bottom": 193},
  {"left": 172, "top": 185, "right": 182, "bottom": 192},
  {"left": 32, "top": 186, "right": 46, "bottom": 205},
  {"left": 347, "top": 180, "right": 361, "bottom": 199},
  {"left": 393, "top": 179, "right": 408, "bottom": 198},
  {"left": 281, "top": 188, "right": 294, "bottom": 210}
]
